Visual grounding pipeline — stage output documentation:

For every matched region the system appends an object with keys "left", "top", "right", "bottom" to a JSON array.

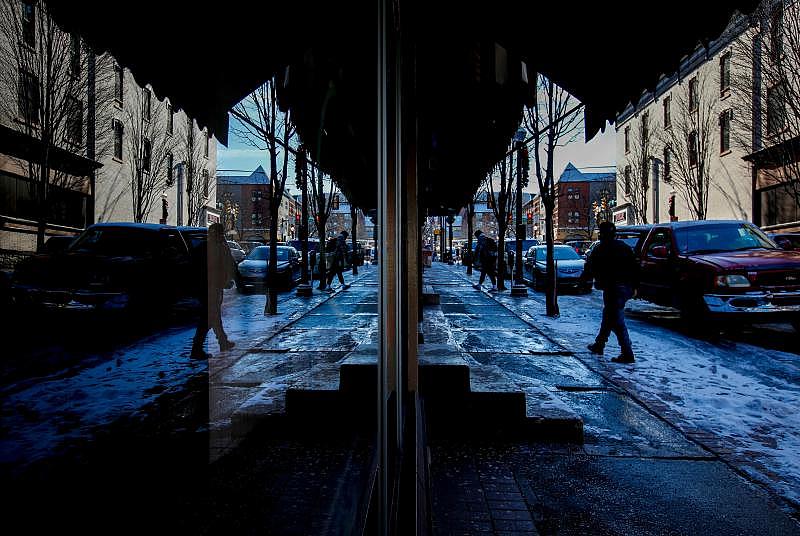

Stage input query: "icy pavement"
[
  {"left": 447, "top": 263, "right": 800, "bottom": 511},
  {"left": 0, "top": 284, "right": 334, "bottom": 468}
]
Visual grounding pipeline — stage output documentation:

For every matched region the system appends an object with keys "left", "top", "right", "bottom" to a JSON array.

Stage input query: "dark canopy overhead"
[{"left": 50, "top": 1, "right": 758, "bottom": 211}]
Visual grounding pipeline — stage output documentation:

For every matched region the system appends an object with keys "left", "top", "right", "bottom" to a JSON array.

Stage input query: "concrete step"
[{"left": 422, "top": 284, "right": 440, "bottom": 305}]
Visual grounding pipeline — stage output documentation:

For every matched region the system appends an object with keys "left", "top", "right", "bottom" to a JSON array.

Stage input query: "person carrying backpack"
[
  {"left": 472, "top": 230, "right": 498, "bottom": 292},
  {"left": 325, "top": 231, "right": 351, "bottom": 292}
]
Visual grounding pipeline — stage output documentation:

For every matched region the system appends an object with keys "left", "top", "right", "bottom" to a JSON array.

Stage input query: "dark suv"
[
  {"left": 637, "top": 220, "right": 800, "bottom": 330},
  {"left": 11, "top": 223, "right": 195, "bottom": 312}
]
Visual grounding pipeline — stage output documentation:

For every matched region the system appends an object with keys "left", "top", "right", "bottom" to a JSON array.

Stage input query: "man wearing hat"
[{"left": 581, "top": 221, "right": 639, "bottom": 363}]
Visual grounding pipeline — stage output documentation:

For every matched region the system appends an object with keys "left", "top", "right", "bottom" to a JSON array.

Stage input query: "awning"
[{"left": 48, "top": 1, "right": 759, "bottom": 210}]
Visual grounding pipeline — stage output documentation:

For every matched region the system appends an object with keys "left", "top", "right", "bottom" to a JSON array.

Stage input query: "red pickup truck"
[{"left": 636, "top": 220, "right": 800, "bottom": 332}]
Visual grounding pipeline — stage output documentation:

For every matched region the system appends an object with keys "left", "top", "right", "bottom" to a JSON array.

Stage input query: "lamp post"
[
  {"left": 446, "top": 213, "right": 455, "bottom": 265},
  {"left": 295, "top": 146, "right": 312, "bottom": 297},
  {"left": 511, "top": 129, "right": 528, "bottom": 297}
]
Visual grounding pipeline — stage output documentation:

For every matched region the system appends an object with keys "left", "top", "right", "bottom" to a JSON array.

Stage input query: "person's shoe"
[
  {"left": 489, "top": 286, "right": 498, "bottom": 292},
  {"left": 190, "top": 349, "right": 211, "bottom": 360},
  {"left": 342, "top": 284, "right": 351, "bottom": 290},
  {"left": 472, "top": 283, "right": 481, "bottom": 290},
  {"left": 324, "top": 286, "right": 334, "bottom": 293},
  {"left": 611, "top": 353, "right": 635, "bottom": 364},
  {"left": 219, "top": 340, "right": 236, "bottom": 352},
  {"left": 587, "top": 343, "right": 604, "bottom": 355}
]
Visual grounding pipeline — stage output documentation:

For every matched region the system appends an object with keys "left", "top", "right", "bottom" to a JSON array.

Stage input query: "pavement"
[{"left": 2, "top": 261, "right": 799, "bottom": 534}]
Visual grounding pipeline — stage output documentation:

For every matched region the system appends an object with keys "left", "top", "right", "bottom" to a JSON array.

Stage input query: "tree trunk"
[
  {"left": 316, "top": 217, "right": 328, "bottom": 289},
  {"left": 544, "top": 200, "right": 559, "bottom": 317},
  {"left": 497, "top": 223, "right": 507, "bottom": 290},
  {"left": 264, "top": 210, "right": 280, "bottom": 315},
  {"left": 351, "top": 205, "right": 358, "bottom": 275},
  {"left": 466, "top": 203, "right": 474, "bottom": 275}
]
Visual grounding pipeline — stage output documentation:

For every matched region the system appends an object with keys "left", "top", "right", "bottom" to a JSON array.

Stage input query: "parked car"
[
  {"left": 40, "top": 235, "right": 77, "bottom": 255},
  {"left": 309, "top": 240, "right": 362, "bottom": 279},
  {"left": 768, "top": 232, "right": 800, "bottom": 252},
  {"left": 239, "top": 240, "right": 266, "bottom": 255},
  {"left": 227, "top": 240, "right": 246, "bottom": 263},
  {"left": 565, "top": 240, "right": 594, "bottom": 257},
  {"left": 523, "top": 244, "right": 591, "bottom": 293},
  {"left": 11, "top": 223, "right": 195, "bottom": 312},
  {"left": 503, "top": 239, "right": 540, "bottom": 277},
  {"left": 637, "top": 220, "right": 800, "bottom": 331},
  {"left": 237, "top": 245, "right": 302, "bottom": 292},
  {"left": 583, "top": 224, "right": 654, "bottom": 260}
]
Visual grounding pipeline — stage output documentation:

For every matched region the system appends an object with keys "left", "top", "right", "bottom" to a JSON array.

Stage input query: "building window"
[
  {"left": 688, "top": 130, "right": 698, "bottom": 167},
  {"left": 624, "top": 165, "right": 631, "bottom": 195},
  {"left": 166, "top": 152, "right": 174, "bottom": 186},
  {"left": 113, "top": 119, "right": 123, "bottom": 160},
  {"left": 114, "top": 64, "right": 123, "bottom": 103},
  {"left": 21, "top": 2, "right": 35, "bottom": 47},
  {"left": 70, "top": 34, "right": 80, "bottom": 78},
  {"left": 142, "top": 88, "right": 151, "bottom": 121},
  {"left": 663, "top": 96, "right": 671, "bottom": 128},
  {"left": 688, "top": 77, "right": 698, "bottom": 112},
  {"left": 142, "top": 137, "right": 151, "bottom": 173},
  {"left": 624, "top": 126, "right": 630, "bottom": 153},
  {"left": 641, "top": 112, "right": 649, "bottom": 144},
  {"left": 67, "top": 97, "right": 82, "bottom": 145},
  {"left": 719, "top": 52, "right": 731, "bottom": 96},
  {"left": 166, "top": 103, "right": 173, "bottom": 135},
  {"left": 663, "top": 146, "right": 671, "bottom": 182},
  {"left": 202, "top": 169, "right": 209, "bottom": 198},
  {"left": 17, "top": 69, "right": 39, "bottom": 123},
  {"left": 770, "top": 5, "right": 784, "bottom": 61},
  {"left": 719, "top": 110, "right": 731, "bottom": 153},
  {"left": 204, "top": 130, "right": 209, "bottom": 158},
  {"left": 767, "top": 84, "right": 786, "bottom": 134}
]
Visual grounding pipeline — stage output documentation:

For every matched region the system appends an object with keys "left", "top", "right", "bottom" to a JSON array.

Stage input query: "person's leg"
[
  {"left": 595, "top": 290, "right": 614, "bottom": 347},
  {"left": 478, "top": 269, "right": 487, "bottom": 285},
  {"left": 336, "top": 267, "right": 345, "bottom": 285},
  {"left": 210, "top": 289, "right": 233, "bottom": 350},
  {"left": 611, "top": 286, "right": 634, "bottom": 359},
  {"left": 191, "top": 298, "right": 211, "bottom": 358},
  {"left": 488, "top": 265, "right": 497, "bottom": 288}
]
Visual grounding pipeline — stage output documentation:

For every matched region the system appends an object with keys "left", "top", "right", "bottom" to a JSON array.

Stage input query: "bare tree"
[
  {"left": 625, "top": 112, "right": 657, "bottom": 224},
  {"left": 179, "top": 116, "right": 209, "bottom": 228},
  {"left": 307, "top": 162, "right": 338, "bottom": 289},
  {"left": 523, "top": 74, "right": 582, "bottom": 316},
  {"left": 484, "top": 153, "right": 516, "bottom": 290},
  {"left": 231, "top": 78, "right": 296, "bottom": 314},
  {"left": 123, "top": 86, "right": 178, "bottom": 222},
  {"left": 730, "top": 0, "right": 800, "bottom": 219},
  {"left": 0, "top": 0, "right": 114, "bottom": 247},
  {"left": 660, "top": 73, "right": 715, "bottom": 220}
]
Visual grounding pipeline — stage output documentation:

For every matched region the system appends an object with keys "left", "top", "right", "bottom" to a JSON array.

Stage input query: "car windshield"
[
  {"left": 68, "top": 227, "right": 156, "bottom": 257},
  {"left": 773, "top": 235, "right": 800, "bottom": 250},
  {"left": 535, "top": 247, "right": 581, "bottom": 261},
  {"left": 616, "top": 233, "right": 642, "bottom": 249},
  {"left": 675, "top": 223, "right": 777, "bottom": 254},
  {"left": 247, "top": 247, "right": 291, "bottom": 261}
]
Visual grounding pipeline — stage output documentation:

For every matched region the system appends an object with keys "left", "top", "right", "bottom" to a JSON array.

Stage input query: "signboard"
[{"left": 613, "top": 208, "right": 628, "bottom": 225}]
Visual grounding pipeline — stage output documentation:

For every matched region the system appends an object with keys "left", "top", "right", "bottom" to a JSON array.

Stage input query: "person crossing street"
[
  {"left": 581, "top": 221, "right": 639, "bottom": 363},
  {"left": 472, "top": 230, "right": 498, "bottom": 292},
  {"left": 325, "top": 230, "right": 351, "bottom": 292}
]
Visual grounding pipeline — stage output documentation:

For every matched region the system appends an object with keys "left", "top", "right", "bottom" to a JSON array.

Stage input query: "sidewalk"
[{"left": 426, "top": 261, "right": 800, "bottom": 534}]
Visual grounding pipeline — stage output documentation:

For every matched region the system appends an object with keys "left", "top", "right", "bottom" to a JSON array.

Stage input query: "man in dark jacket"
[
  {"left": 472, "top": 230, "right": 498, "bottom": 292},
  {"left": 581, "top": 221, "right": 639, "bottom": 363},
  {"left": 325, "top": 230, "right": 351, "bottom": 292},
  {"left": 191, "top": 223, "right": 236, "bottom": 359}
]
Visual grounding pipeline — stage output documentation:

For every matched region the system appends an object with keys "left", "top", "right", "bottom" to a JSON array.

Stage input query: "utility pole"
[
  {"left": 511, "top": 131, "right": 528, "bottom": 297},
  {"left": 296, "top": 147, "right": 312, "bottom": 297},
  {"left": 446, "top": 214, "right": 455, "bottom": 265}
]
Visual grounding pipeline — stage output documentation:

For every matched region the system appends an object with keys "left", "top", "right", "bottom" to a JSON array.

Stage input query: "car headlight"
[{"left": 715, "top": 274, "right": 751, "bottom": 288}]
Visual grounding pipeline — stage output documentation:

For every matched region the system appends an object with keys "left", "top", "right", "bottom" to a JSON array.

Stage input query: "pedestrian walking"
[
  {"left": 581, "top": 221, "right": 639, "bottom": 363},
  {"left": 325, "top": 230, "right": 351, "bottom": 292},
  {"left": 190, "top": 223, "right": 236, "bottom": 359},
  {"left": 472, "top": 230, "right": 498, "bottom": 292}
]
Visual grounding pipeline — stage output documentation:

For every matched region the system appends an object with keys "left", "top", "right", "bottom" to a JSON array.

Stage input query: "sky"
[{"left": 217, "top": 116, "right": 617, "bottom": 197}]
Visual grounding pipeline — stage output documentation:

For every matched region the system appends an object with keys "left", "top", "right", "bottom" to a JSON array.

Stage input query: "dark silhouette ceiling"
[{"left": 49, "top": 1, "right": 759, "bottom": 212}]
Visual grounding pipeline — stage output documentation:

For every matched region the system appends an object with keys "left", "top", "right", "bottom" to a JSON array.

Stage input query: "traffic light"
[
  {"left": 295, "top": 212, "right": 301, "bottom": 225},
  {"left": 526, "top": 211, "right": 532, "bottom": 224},
  {"left": 668, "top": 194, "right": 676, "bottom": 221},
  {"left": 520, "top": 146, "right": 530, "bottom": 188},
  {"left": 331, "top": 194, "right": 340, "bottom": 210}
]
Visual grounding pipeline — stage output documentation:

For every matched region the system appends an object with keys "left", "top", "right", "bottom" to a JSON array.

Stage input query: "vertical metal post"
[
  {"left": 512, "top": 142, "right": 528, "bottom": 296},
  {"left": 86, "top": 47, "right": 96, "bottom": 226},
  {"left": 296, "top": 148, "right": 312, "bottom": 296},
  {"left": 377, "top": 0, "right": 389, "bottom": 531}
]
